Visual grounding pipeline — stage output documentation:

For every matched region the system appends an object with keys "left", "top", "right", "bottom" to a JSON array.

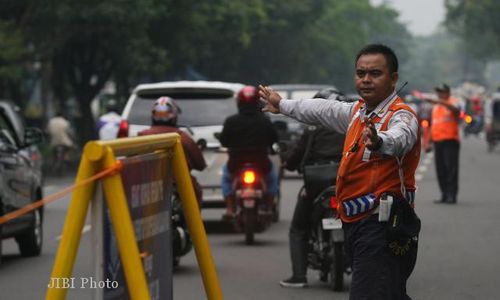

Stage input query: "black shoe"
[
  {"left": 279, "top": 276, "right": 308, "bottom": 288},
  {"left": 446, "top": 196, "right": 457, "bottom": 204},
  {"left": 433, "top": 198, "right": 446, "bottom": 204}
]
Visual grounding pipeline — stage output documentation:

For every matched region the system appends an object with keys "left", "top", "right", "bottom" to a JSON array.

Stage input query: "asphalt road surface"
[{"left": 0, "top": 135, "right": 499, "bottom": 300}]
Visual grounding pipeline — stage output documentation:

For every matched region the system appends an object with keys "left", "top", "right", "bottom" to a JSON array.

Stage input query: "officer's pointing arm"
[
  {"left": 376, "top": 111, "right": 419, "bottom": 157},
  {"left": 258, "top": 84, "right": 354, "bottom": 134}
]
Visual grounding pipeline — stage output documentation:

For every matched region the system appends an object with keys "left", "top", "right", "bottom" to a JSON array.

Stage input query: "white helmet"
[{"left": 152, "top": 96, "right": 178, "bottom": 125}]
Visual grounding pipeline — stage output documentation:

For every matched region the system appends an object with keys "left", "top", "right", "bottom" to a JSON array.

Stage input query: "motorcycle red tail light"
[
  {"left": 117, "top": 120, "right": 129, "bottom": 138},
  {"left": 421, "top": 120, "right": 429, "bottom": 128},
  {"left": 242, "top": 170, "right": 256, "bottom": 184},
  {"left": 329, "top": 196, "right": 338, "bottom": 209}
]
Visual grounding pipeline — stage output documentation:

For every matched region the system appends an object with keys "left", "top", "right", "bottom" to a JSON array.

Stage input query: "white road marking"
[{"left": 56, "top": 224, "right": 91, "bottom": 241}]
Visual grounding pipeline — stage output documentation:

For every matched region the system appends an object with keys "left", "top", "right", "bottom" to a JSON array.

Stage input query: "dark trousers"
[
  {"left": 288, "top": 191, "right": 313, "bottom": 279},
  {"left": 344, "top": 215, "right": 418, "bottom": 300},
  {"left": 434, "top": 140, "right": 460, "bottom": 200}
]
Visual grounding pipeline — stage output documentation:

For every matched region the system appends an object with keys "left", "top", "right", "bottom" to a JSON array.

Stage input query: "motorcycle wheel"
[
  {"left": 330, "top": 242, "right": 344, "bottom": 291},
  {"left": 244, "top": 208, "right": 255, "bottom": 245}
]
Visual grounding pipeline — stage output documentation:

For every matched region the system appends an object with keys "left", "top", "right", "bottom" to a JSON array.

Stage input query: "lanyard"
[{"left": 347, "top": 94, "right": 397, "bottom": 154}]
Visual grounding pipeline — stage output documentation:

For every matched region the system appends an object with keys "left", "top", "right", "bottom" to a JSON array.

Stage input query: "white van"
[{"left": 120, "top": 81, "right": 246, "bottom": 211}]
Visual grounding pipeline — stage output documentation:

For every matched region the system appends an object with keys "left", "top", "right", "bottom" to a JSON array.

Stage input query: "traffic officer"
[
  {"left": 426, "top": 84, "right": 461, "bottom": 204},
  {"left": 259, "top": 44, "right": 421, "bottom": 300}
]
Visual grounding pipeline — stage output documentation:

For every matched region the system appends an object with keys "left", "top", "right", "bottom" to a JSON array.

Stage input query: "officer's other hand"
[
  {"left": 258, "top": 85, "right": 281, "bottom": 114},
  {"left": 363, "top": 118, "right": 381, "bottom": 151}
]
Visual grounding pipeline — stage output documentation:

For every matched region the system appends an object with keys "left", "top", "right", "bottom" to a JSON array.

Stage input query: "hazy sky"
[{"left": 371, "top": 0, "right": 446, "bottom": 36}]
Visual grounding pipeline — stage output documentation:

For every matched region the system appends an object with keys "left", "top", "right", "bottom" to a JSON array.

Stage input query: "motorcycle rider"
[
  {"left": 138, "top": 97, "right": 207, "bottom": 203},
  {"left": 96, "top": 99, "right": 121, "bottom": 140},
  {"left": 46, "top": 111, "right": 75, "bottom": 168},
  {"left": 219, "top": 85, "right": 279, "bottom": 218},
  {"left": 280, "top": 88, "right": 346, "bottom": 288}
]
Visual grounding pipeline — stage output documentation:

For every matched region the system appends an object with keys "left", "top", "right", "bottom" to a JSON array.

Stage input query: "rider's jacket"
[
  {"left": 336, "top": 97, "right": 421, "bottom": 223},
  {"left": 138, "top": 125, "right": 206, "bottom": 171},
  {"left": 220, "top": 106, "right": 278, "bottom": 174},
  {"left": 97, "top": 112, "right": 121, "bottom": 140},
  {"left": 431, "top": 97, "right": 460, "bottom": 142},
  {"left": 284, "top": 126, "right": 344, "bottom": 172}
]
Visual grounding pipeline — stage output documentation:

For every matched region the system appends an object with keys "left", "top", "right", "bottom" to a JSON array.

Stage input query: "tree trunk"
[{"left": 75, "top": 93, "right": 97, "bottom": 146}]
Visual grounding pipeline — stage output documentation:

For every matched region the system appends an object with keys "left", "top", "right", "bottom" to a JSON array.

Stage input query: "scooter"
[{"left": 232, "top": 164, "right": 273, "bottom": 245}]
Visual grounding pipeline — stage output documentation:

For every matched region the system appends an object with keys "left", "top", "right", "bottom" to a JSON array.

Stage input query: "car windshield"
[{"left": 128, "top": 88, "right": 238, "bottom": 126}]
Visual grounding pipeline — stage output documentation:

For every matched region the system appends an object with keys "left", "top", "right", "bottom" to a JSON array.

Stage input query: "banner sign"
[{"left": 102, "top": 152, "right": 173, "bottom": 300}]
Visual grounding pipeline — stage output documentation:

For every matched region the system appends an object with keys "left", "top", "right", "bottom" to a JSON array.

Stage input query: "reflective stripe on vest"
[
  {"left": 342, "top": 191, "right": 416, "bottom": 218},
  {"left": 342, "top": 193, "right": 377, "bottom": 217}
]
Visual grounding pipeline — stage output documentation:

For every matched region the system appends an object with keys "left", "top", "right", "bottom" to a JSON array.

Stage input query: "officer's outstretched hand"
[
  {"left": 363, "top": 118, "right": 382, "bottom": 151},
  {"left": 259, "top": 85, "right": 281, "bottom": 114}
]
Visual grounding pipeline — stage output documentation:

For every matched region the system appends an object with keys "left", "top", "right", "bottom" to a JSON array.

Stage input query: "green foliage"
[
  {"left": 0, "top": 0, "right": 414, "bottom": 142},
  {"left": 445, "top": 0, "right": 500, "bottom": 60},
  {"left": 0, "top": 21, "right": 29, "bottom": 85}
]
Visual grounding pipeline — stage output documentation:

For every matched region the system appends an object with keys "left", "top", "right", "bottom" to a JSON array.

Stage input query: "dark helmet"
[
  {"left": 237, "top": 86, "right": 260, "bottom": 108},
  {"left": 106, "top": 99, "right": 119, "bottom": 113},
  {"left": 313, "top": 87, "right": 341, "bottom": 100}
]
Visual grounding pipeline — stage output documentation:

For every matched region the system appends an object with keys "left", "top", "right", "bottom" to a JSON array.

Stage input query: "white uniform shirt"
[{"left": 279, "top": 91, "right": 419, "bottom": 157}]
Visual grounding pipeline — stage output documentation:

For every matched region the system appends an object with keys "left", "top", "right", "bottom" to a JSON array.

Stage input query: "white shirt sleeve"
[
  {"left": 377, "top": 110, "right": 419, "bottom": 157},
  {"left": 279, "top": 99, "right": 356, "bottom": 134}
]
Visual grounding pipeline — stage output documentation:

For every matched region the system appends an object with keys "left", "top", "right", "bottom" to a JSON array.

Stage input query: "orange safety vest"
[
  {"left": 431, "top": 97, "right": 460, "bottom": 142},
  {"left": 336, "top": 97, "right": 421, "bottom": 223}
]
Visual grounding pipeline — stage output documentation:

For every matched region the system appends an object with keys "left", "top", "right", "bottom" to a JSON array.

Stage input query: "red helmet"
[{"left": 237, "top": 86, "right": 259, "bottom": 107}]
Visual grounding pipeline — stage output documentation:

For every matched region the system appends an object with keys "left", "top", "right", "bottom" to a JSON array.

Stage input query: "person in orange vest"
[
  {"left": 426, "top": 83, "right": 461, "bottom": 204},
  {"left": 259, "top": 44, "right": 421, "bottom": 300}
]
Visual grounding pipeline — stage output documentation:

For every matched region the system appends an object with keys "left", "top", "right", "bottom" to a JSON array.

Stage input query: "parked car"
[
  {"left": 120, "top": 81, "right": 276, "bottom": 212},
  {"left": 0, "top": 100, "right": 44, "bottom": 263}
]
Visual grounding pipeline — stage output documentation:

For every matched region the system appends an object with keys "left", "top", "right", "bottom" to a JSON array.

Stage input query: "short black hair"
[{"left": 355, "top": 44, "right": 399, "bottom": 73}]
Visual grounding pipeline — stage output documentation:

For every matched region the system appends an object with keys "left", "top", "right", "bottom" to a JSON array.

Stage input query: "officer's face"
[{"left": 355, "top": 53, "right": 398, "bottom": 109}]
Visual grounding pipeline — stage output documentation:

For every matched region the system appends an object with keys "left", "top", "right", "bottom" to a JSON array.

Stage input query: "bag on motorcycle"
[{"left": 303, "top": 163, "right": 338, "bottom": 200}]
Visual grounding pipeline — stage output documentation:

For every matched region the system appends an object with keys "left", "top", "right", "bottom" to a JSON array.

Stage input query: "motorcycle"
[
  {"left": 305, "top": 184, "right": 349, "bottom": 291},
  {"left": 232, "top": 163, "right": 274, "bottom": 245},
  {"left": 463, "top": 114, "right": 484, "bottom": 137},
  {"left": 171, "top": 188, "right": 192, "bottom": 267}
]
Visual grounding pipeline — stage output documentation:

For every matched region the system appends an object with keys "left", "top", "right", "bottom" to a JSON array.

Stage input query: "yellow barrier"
[{"left": 46, "top": 133, "right": 223, "bottom": 300}]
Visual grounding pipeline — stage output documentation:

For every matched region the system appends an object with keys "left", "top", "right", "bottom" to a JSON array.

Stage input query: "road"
[{"left": 0, "top": 136, "right": 499, "bottom": 299}]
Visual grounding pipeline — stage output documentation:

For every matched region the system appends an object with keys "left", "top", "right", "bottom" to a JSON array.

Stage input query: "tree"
[
  {"left": 0, "top": 21, "right": 31, "bottom": 105},
  {"left": 26, "top": 0, "right": 167, "bottom": 143},
  {"left": 445, "top": 0, "right": 500, "bottom": 83}
]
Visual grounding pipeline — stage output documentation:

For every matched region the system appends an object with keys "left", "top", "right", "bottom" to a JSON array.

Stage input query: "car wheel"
[
  {"left": 15, "top": 208, "right": 43, "bottom": 257},
  {"left": 0, "top": 202, "right": 3, "bottom": 265},
  {"left": 0, "top": 224, "right": 3, "bottom": 265}
]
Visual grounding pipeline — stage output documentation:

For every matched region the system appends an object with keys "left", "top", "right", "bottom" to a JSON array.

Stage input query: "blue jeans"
[{"left": 221, "top": 163, "right": 279, "bottom": 197}]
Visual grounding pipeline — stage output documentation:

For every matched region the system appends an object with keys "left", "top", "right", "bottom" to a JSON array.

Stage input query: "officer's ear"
[{"left": 391, "top": 72, "right": 399, "bottom": 89}]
